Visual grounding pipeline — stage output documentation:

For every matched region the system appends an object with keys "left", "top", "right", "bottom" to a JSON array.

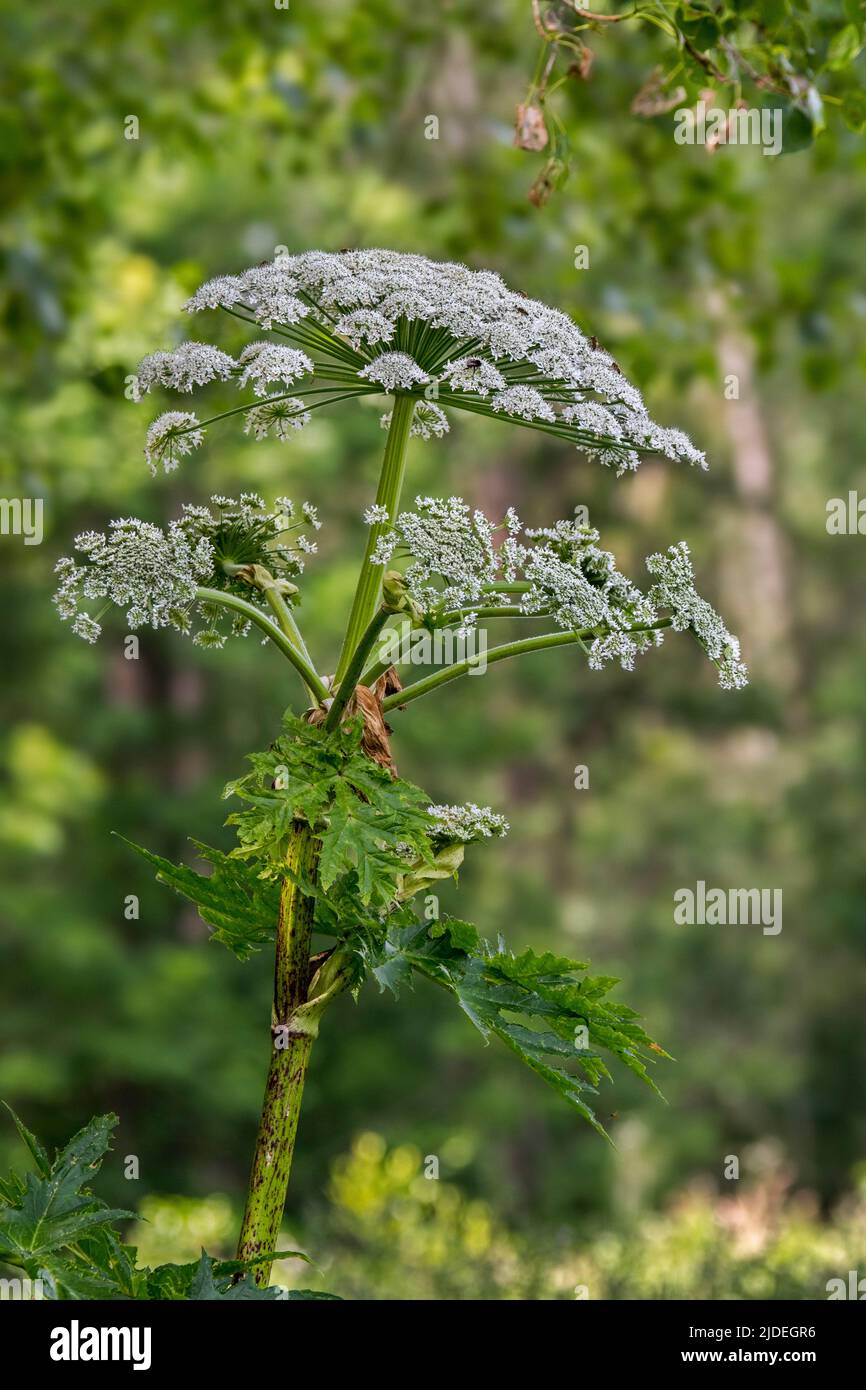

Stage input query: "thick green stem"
[
  {"left": 382, "top": 619, "right": 675, "bottom": 712},
  {"left": 333, "top": 393, "right": 416, "bottom": 684},
  {"left": 236, "top": 822, "right": 319, "bottom": 1286}
]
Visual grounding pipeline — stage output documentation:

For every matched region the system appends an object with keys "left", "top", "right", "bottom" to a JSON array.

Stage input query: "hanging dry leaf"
[
  {"left": 567, "top": 45, "right": 594, "bottom": 82},
  {"left": 514, "top": 102, "right": 549, "bottom": 151},
  {"left": 304, "top": 669, "right": 399, "bottom": 774}
]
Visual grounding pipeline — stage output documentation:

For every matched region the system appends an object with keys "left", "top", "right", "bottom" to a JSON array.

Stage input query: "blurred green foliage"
[
  {"left": 129, "top": 1131, "right": 866, "bottom": 1300},
  {"left": 1, "top": 0, "right": 865, "bottom": 1297}
]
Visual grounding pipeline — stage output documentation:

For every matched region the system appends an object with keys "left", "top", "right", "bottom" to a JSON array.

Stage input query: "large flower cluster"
[
  {"left": 372, "top": 497, "right": 747, "bottom": 686},
  {"left": 53, "top": 495, "right": 320, "bottom": 649},
  {"left": 157, "top": 249, "right": 707, "bottom": 475},
  {"left": 371, "top": 497, "right": 500, "bottom": 623},
  {"left": 53, "top": 519, "right": 214, "bottom": 644}
]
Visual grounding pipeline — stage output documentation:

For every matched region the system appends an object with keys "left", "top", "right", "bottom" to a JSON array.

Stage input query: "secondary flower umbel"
[
  {"left": 428, "top": 804, "right": 511, "bottom": 842},
  {"left": 371, "top": 497, "right": 747, "bottom": 687},
  {"left": 135, "top": 249, "right": 707, "bottom": 476},
  {"left": 54, "top": 495, "right": 320, "bottom": 649}
]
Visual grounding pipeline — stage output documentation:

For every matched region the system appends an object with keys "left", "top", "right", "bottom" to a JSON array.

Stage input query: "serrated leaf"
[
  {"left": 117, "top": 835, "right": 281, "bottom": 959},
  {"left": 189, "top": 1250, "right": 282, "bottom": 1300},
  {"left": 3, "top": 1104, "right": 51, "bottom": 1177},
  {"left": 366, "top": 920, "right": 668, "bottom": 1137},
  {"left": 146, "top": 1247, "right": 310, "bottom": 1300},
  {"left": 0, "top": 1111, "right": 134, "bottom": 1265},
  {"left": 225, "top": 712, "right": 436, "bottom": 916},
  {"left": 363, "top": 918, "right": 469, "bottom": 997}
]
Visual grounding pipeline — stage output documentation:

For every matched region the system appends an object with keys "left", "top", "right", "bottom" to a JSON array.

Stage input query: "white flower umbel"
[
  {"left": 491, "top": 385, "right": 556, "bottom": 423},
  {"left": 521, "top": 548, "right": 614, "bottom": 631},
  {"left": 370, "top": 496, "right": 745, "bottom": 686},
  {"left": 235, "top": 265, "right": 310, "bottom": 329},
  {"left": 136, "top": 342, "right": 236, "bottom": 395},
  {"left": 172, "top": 249, "right": 706, "bottom": 475},
  {"left": 71, "top": 613, "right": 101, "bottom": 644},
  {"left": 359, "top": 352, "right": 430, "bottom": 391},
  {"left": 373, "top": 496, "right": 500, "bottom": 624},
  {"left": 182, "top": 274, "right": 245, "bottom": 313},
  {"left": 427, "top": 803, "right": 510, "bottom": 842},
  {"left": 144, "top": 412, "right": 205, "bottom": 475},
  {"left": 440, "top": 356, "right": 506, "bottom": 396},
  {"left": 333, "top": 309, "right": 395, "bottom": 348},
  {"left": 237, "top": 342, "right": 313, "bottom": 396},
  {"left": 180, "top": 493, "right": 320, "bottom": 577},
  {"left": 53, "top": 495, "right": 323, "bottom": 648},
  {"left": 517, "top": 519, "right": 661, "bottom": 671},
  {"left": 645, "top": 541, "right": 749, "bottom": 690},
  {"left": 54, "top": 519, "right": 214, "bottom": 641},
  {"left": 380, "top": 400, "right": 449, "bottom": 440},
  {"left": 364, "top": 504, "right": 391, "bottom": 526},
  {"left": 243, "top": 399, "right": 311, "bottom": 440}
]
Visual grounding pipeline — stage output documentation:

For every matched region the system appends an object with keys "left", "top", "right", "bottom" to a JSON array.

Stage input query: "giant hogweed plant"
[{"left": 2, "top": 251, "right": 747, "bottom": 1299}]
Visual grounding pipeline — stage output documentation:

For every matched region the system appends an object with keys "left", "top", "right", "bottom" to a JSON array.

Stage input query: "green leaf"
[
  {"left": 826, "top": 23, "right": 862, "bottom": 70},
  {"left": 0, "top": 1111, "right": 134, "bottom": 1266},
  {"left": 146, "top": 1247, "right": 310, "bottom": 1300},
  {"left": 189, "top": 1251, "right": 281, "bottom": 1300},
  {"left": 0, "top": 1113, "right": 334, "bottom": 1301},
  {"left": 185, "top": 1250, "right": 331, "bottom": 1300},
  {"left": 2, "top": 1103, "right": 51, "bottom": 1177},
  {"left": 117, "top": 835, "right": 281, "bottom": 959},
  {"left": 363, "top": 917, "right": 473, "bottom": 997},
  {"left": 365, "top": 919, "right": 668, "bottom": 1138},
  {"left": 226, "top": 712, "right": 435, "bottom": 913},
  {"left": 318, "top": 782, "right": 420, "bottom": 905}
]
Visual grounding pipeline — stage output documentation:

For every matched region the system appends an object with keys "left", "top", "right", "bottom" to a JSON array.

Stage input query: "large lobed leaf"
[
  {"left": 117, "top": 836, "right": 282, "bottom": 960},
  {"left": 225, "top": 712, "right": 436, "bottom": 911},
  {"left": 0, "top": 1110, "right": 134, "bottom": 1270},
  {"left": 364, "top": 918, "right": 669, "bottom": 1138},
  {"left": 117, "top": 714, "right": 464, "bottom": 961},
  {"left": 0, "top": 1111, "right": 333, "bottom": 1300}
]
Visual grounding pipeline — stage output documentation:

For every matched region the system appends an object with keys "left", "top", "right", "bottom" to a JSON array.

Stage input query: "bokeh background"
[{"left": 2, "top": 1, "right": 865, "bottom": 1298}]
